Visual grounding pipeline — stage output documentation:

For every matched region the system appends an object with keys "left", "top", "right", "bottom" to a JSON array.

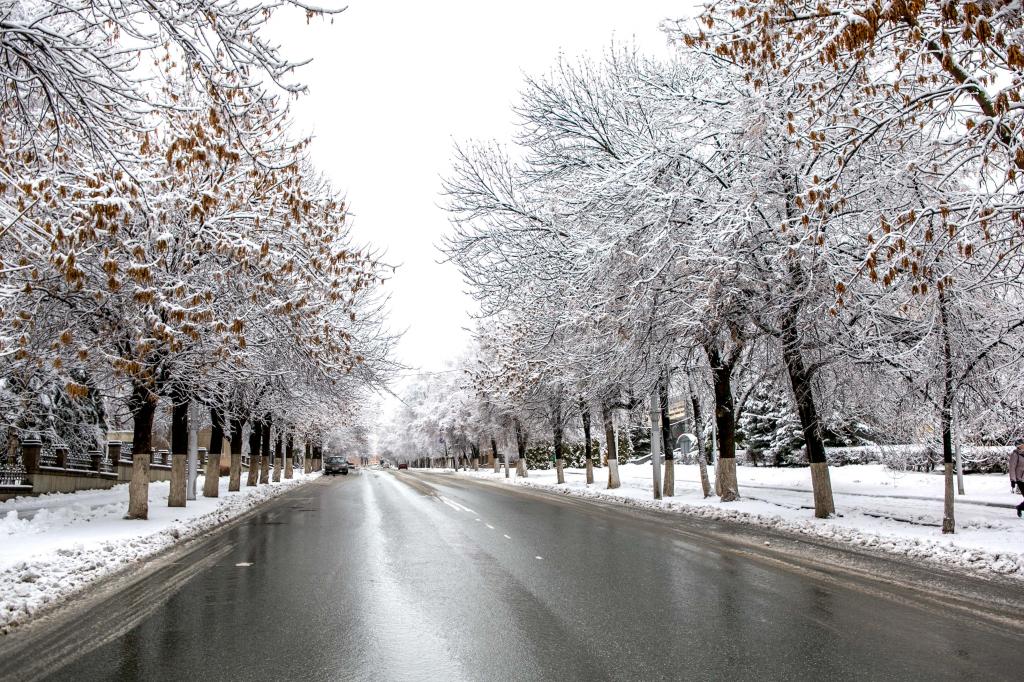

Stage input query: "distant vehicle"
[
  {"left": 397, "top": 463, "right": 409, "bottom": 470},
  {"left": 325, "top": 456, "right": 349, "bottom": 476}
]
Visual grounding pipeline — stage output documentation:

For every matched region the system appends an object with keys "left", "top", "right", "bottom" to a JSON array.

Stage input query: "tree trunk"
[
  {"left": 169, "top": 452, "right": 187, "bottom": 507},
  {"left": 697, "top": 448, "right": 712, "bottom": 498},
  {"left": 602, "top": 403, "right": 620, "bottom": 489},
  {"left": 514, "top": 417, "right": 528, "bottom": 478},
  {"left": 169, "top": 388, "right": 189, "bottom": 507},
  {"left": 780, "top": 311, "right": 834, "bottom": 518},
  {"left": 660, "top": 374, "right": 674, "bottom": 497},
  {"left": 259, "top": 416, "right": 271, "bottom": 484},
  {"left": 128, "top": 381, "right": 157, "bottom": 520},
  {"left": 204, "top": 435, "right": 223, "bottom": 497},
  {"left": 581, "top": 400, "right": 594, "bottom": 485},
  {"left": 247, "top": 418, "right": 261, "bottom": 487},
  {"left": 229, "top": 417, "right": 244, "bottom": 492},
  {"left": 706, "top": 344, "right": 739, "bottom": 501},
  {"left": 186, "top": 429, "right": 198, "bottom": 501},
  {"left": 689, "top": 375, "right": 710, "bottom": 464},
  {"left": 285, "top": 433, "right": 294, "bottom": 479},
  {"left": 491, "top": 437, "right": 500, "bottom": 473},
  {"left": 649, "top": 389, "right": 663, "bottom": 500},
  {"left": 273, "top": 432, "right": 283, "bottom": 482},
  {"left": 209, "top": 407, "right": 224, "bottom": 463},
  {"left": 553, "top": 417, "right": 565, "bottom": 484},
  {"left": 128, "top": 452, "right": 150, "bottom": 520},
  {"left": 939, "top": 289, "right": 956, "bottom": 533}
]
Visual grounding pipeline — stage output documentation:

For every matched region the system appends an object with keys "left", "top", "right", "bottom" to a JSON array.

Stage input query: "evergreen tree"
[{"left": 740, "top": 386, "right": 804, "bottom": 466}]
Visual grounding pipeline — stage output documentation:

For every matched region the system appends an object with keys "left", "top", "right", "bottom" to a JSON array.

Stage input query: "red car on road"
[{"left": 397, "top": 463, "right": 409, "bottom": 470}]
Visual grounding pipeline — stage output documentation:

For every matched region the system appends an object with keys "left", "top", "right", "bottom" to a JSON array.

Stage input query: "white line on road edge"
[
  {"left": 439, "top": 496, "right": 463, "bottom": 511},
  {"left": 443, "top": 497, "right": 477, "bottom": 514}
]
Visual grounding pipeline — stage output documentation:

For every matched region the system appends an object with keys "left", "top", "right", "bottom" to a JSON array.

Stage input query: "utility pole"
[{"left": 649, "top": 389, "right": 662, "bottom": 500}]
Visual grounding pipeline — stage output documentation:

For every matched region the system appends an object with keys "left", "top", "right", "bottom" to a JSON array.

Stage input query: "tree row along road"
[{"left": 5, "top": 470, "right": 1024, "bottom": 682}]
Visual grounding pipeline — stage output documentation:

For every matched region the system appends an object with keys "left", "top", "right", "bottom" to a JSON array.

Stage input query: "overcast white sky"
[{"left": 273, "top": 1, "right": 691, "bottom": 373}]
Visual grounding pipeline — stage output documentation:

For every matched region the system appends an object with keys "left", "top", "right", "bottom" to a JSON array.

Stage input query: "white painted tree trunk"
[
  {"left": 127, "top": 453, "right": 149, "bottom": 519},
  {"left": 943, "top": 462, "right": 956, "bottom": 534},
  {"left": 607, "top": 458, "right": 620, "bottom": 489},
  {"left": 169, "top": 453, "right": 187, "bottom": 507},
  {"left": 603, "top": 405, "right": 620, "bottom": 489},
  {"left": 229, "top": 442, "right": 241, "bottom": 492},
  {"left": 663, "top": 457, "right": 674, "bottom": 498},
  {"left": 205, "top": 437, "right": 226, "bottom": 497},
  {"left": 809, "top": 461, "right": 834, "bottom": 517}
]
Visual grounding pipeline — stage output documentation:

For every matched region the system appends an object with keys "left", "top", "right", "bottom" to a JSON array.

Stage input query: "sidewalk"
[
  {"left": 0, "top": 471, "right": 321, "bottom": 634},
  {"left": 457, "top": 462, "right": 1024, "bottom": 579}
]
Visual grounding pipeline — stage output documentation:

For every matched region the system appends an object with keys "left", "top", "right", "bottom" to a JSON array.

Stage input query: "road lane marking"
[
  {"left": 485, "top": 524, "right": 495, "bottom": 530},
  {"left": 535, "top": 556, "right": 543, "bottom": 560},
  {"left": 235, "top": 562, "right": 253, "bottom": 567},
  {"left": 439, "top": 496, "right": 477, "bottom": 514},
  {"left": 503, "top": 534, "right": 511, "bottom": 539},
  {"left": 439, "top": 497, "right": 463, "bottom": 511}
]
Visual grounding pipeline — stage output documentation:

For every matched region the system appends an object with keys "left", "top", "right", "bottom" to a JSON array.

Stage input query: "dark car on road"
[
  {"left": 325, "top": 456, "right": 349, "bottom": 476},
  {"left": 397, "top": 463, "right": 408, "bottom": 470}
]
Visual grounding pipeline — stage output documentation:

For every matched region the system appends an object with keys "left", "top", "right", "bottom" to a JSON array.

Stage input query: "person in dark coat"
[{"left": 1010, "top": 441, "right": 1024, "bottom": 518}]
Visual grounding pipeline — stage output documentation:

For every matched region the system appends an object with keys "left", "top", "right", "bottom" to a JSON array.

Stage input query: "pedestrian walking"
[{"left": 1010, "top": 440, "right": 1024, "bottom": 518}]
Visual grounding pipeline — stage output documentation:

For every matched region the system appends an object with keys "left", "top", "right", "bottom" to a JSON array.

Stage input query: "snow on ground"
[
  {"left": 457, "top": 463, "right": 1024, "bottom": 579},
  {"left": 0, "top": 472, "right": 320, "bottom": 634}
]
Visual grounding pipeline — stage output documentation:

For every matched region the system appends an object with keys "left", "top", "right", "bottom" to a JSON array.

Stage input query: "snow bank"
[
  {"left": 0, "top": 472, "right": 320, "bottom": 634},
  {"left": 456, "top": 463, "right": 1024, "bottom": 579}
]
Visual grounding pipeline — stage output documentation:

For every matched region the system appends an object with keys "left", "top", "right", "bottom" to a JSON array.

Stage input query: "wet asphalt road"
[{"left": 8, "top": 468, "right": 1024, "bottom": 681}]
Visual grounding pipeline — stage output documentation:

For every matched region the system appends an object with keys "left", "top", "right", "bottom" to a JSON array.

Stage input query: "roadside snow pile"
[
  {"left": 0, "top": 472, "right": 319, "bottom": 634},
  {"left": 457, "top": 463, "right": 1024, "bottom": 579}
]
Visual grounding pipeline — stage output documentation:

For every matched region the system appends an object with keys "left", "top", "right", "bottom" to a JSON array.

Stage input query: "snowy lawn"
[
  {"left": 0, "top": 471, "right": 320, "bottom": 634},
  {"left": 457, "top": 463, "right": 1024, "bottom": 578}
]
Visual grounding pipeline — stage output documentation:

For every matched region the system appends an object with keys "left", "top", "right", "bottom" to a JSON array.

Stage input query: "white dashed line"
[
  {"left": 485, "top": 524, "right": 495, "bottom": 530},
  {"left": 535, "top": 556, "right": 543, "bottom": 560},
  {"left": 503, "top": 534, "right": 511, "bottom": 539},
  {"left": 475, "top": 518, "right": 481, "bottom": 522},
  {"left": 235, "top": 562, "right": 253, "bottom": 567}
]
